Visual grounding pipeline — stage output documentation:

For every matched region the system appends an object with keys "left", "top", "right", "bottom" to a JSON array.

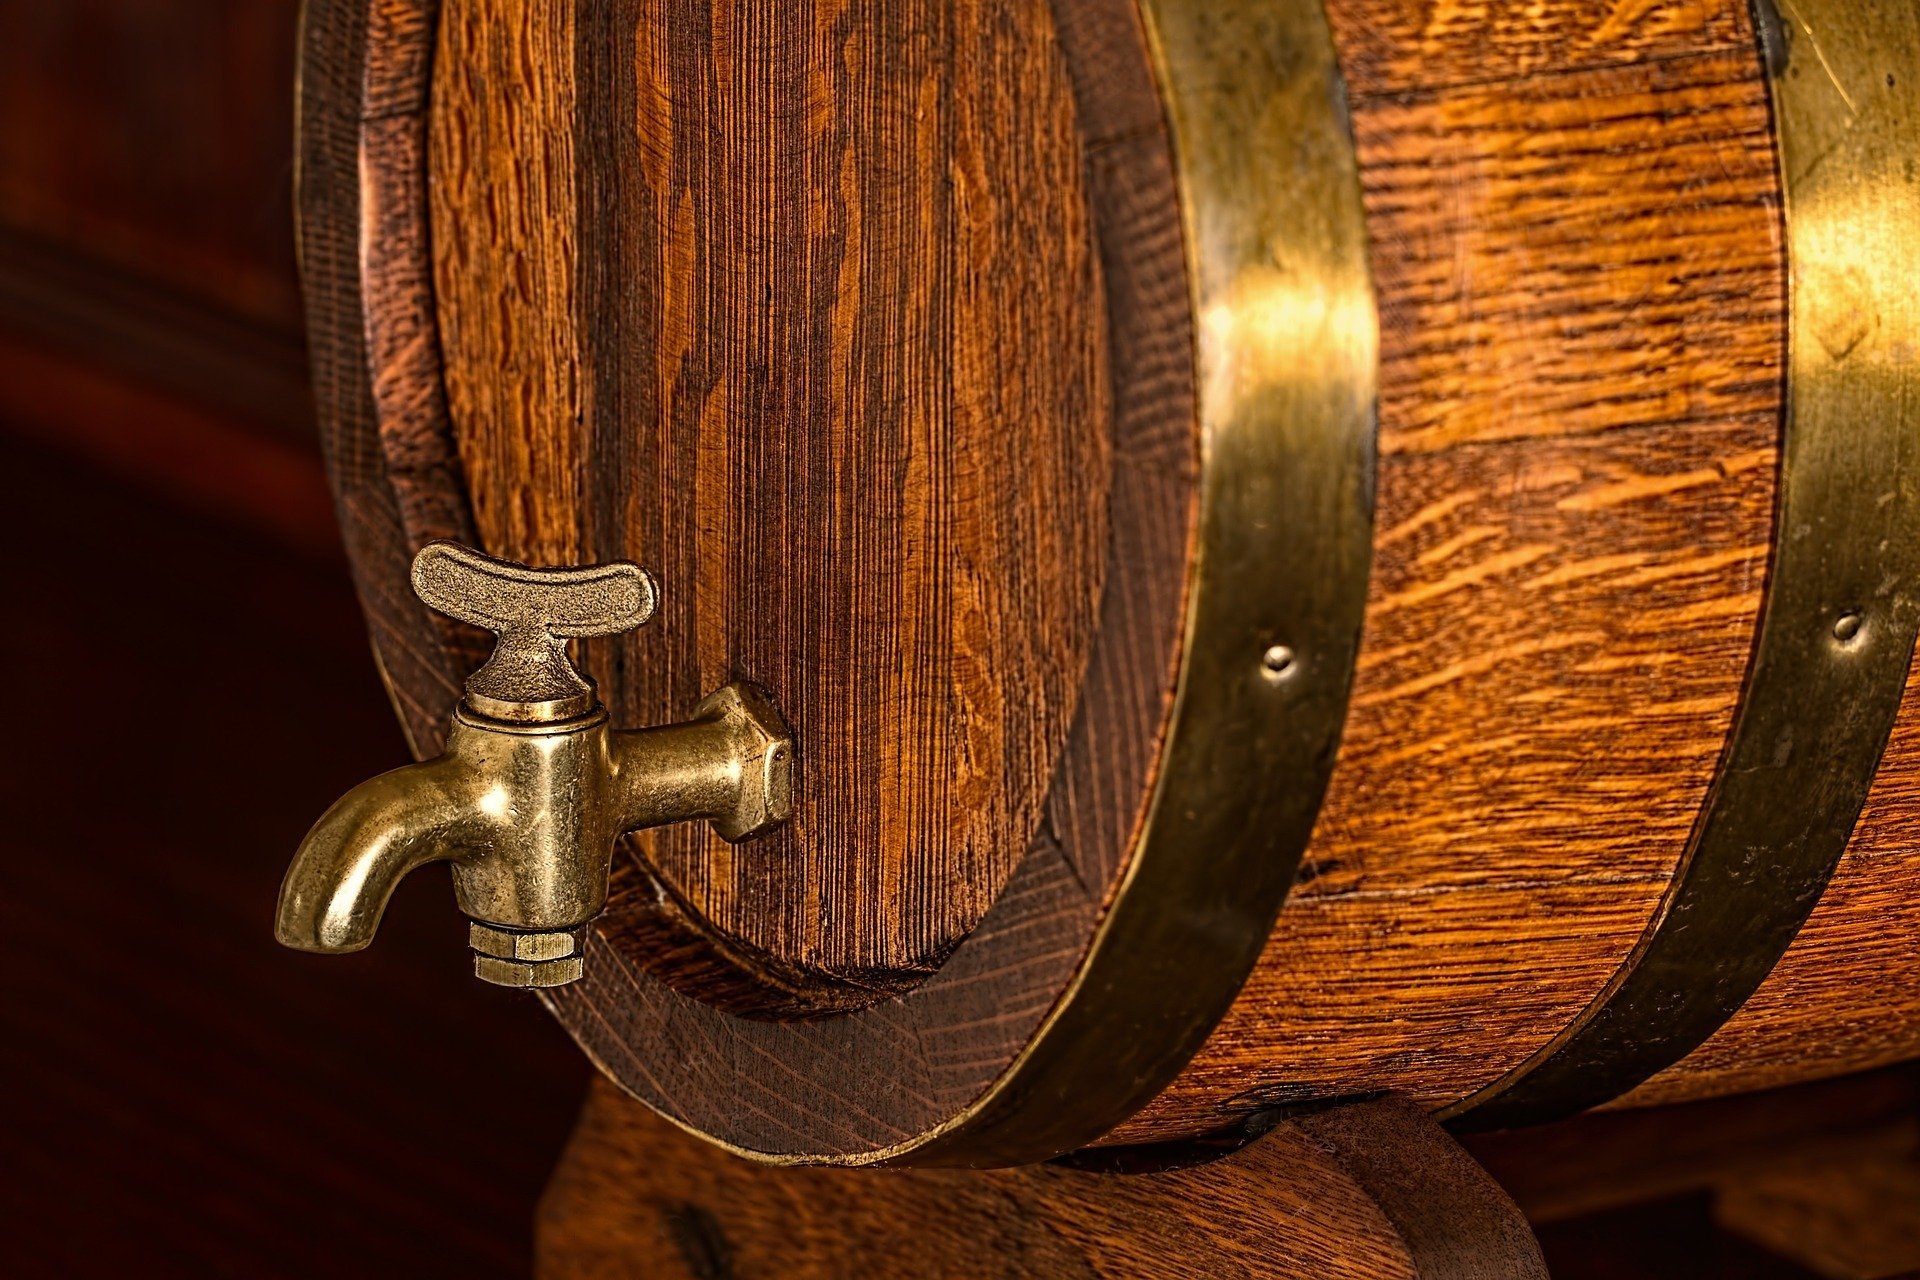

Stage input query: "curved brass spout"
[
  {"left": 275, "top": 755, "right": 480, "bottom": 953},
  {"left": 274, "top": 542, "right": 794, "bottom": 986}
]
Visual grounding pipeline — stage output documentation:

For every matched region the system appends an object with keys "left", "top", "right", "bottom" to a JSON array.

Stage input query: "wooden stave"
[
  {"left": 1445, "top": 0, "right": 1920, "bottom": 1129},
  {"left": 1119, "top": 0, "right": 1920, "bottom": 1141},
  {"left": 1111, "top": 1, "right": 1788, "bottom": 1142},
  {"left": 299, "top": 0, "right": 1920, "bottom": 1161}
]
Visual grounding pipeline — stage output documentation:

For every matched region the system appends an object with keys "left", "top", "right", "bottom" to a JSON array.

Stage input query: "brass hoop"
[
  {"left": 888, "top": 0, "right": 1380, "bottom": 1166},
  {"left": 298, "top": 0, "right": 1376, "bottom": 1167},
  {"left": 1449, "top": 0, "right": 1920, "bottom": 1130}
]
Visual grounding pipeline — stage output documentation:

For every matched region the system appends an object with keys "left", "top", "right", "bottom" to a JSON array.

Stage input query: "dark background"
[
  {"left": 0, "top": 4, "right": 1911, "bottom": 1278},
  {"left": 0, "top": 4, "right": 589, "bottom": 1275}
]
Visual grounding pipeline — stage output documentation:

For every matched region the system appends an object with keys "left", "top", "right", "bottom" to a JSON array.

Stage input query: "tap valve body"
[{"left": 275, "top": 541, "right": 794, "bottom": 987}]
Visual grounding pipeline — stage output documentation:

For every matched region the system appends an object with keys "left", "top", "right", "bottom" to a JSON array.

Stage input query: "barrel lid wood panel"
[
  {"left": 299, "top": 0, "right": 1232, "bottom": 1161},
  {"left": 426, "top": 0, "right": 1116, "bottom": 1005},
  {"left": 301, "top": 0, "right": 1385, "bottom": 1164}
]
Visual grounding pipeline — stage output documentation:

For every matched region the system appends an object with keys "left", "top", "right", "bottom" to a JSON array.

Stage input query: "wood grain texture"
[
  {"left": 1362, "top": 52, "right": 1782, "bottom": 453},
  {"left": 541, "top": 0, "right": 1191, "bottom": 1143},
  {"left": 1114, "top": 0, "right": 1786, "bottom": 1139},
  {"left": 537, "top": 1080, "right": 1546, "bottom": 1279},
  {"left": 300, "top": 0, "right": 480, "bottom": 757},
  {"left": 1325, "top": 0, "right": 1754, "bottom": 97},
  {"left": 429, "top": 0, "right": 1115, "bottom": 995},
  {"left": 308, "top": 0, "right": 1920, "bottom": 1156},
  {"left": 317, "top": 0, "right": 1198, "bottom": 1153},
  {"left": 429, "top": 0, "right": 583, "bottom": 566}
]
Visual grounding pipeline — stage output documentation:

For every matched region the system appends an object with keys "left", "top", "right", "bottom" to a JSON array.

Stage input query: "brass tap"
[{"left": 274, "top": 541, "right": 793, "bottom": 987}]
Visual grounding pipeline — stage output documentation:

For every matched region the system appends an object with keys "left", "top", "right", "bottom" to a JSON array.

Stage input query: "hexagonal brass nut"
[
  {"left": 473, "top": 953, "right": 585, "bottom": 988},
  {"left": 468, "top": 921, "right": 582, "bottom": 962},
  {"left": 699, "top": 681, "right": 794, "bottom": 842}
]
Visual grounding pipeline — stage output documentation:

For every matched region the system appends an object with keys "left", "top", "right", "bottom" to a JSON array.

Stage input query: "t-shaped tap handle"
[{"left": 411, "top": 541, "right": 657, "bottom": 720}]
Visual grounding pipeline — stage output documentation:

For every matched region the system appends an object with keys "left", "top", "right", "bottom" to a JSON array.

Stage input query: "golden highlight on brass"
[{"left": 274, "top": 542, "right": 795, "bottom": 987}]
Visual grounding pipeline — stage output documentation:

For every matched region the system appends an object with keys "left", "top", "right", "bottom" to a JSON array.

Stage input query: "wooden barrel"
[{"left": 296, "top": 0, "right": 1920, "bottom": 1163}]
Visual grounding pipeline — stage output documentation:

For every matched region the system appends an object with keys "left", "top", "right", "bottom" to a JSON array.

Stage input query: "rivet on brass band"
[
  {"left": 802, "top": 0, "right": 1378, "bottom": 1167},
  {"left": 1447, "top": 0, "right": 1920, "bottom": 1132}
]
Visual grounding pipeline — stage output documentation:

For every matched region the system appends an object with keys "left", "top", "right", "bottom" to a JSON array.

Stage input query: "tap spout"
[
  {"left": 275, "top": 755, "right": 480, "bottom": 953},
  {"left": 272, "top": 542, "right": 796, "bottom": 988}
]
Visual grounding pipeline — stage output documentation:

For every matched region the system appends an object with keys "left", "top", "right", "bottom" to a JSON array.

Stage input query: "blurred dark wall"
[
  {"left": 0, "top": 0, "right": 304, "bottom": 326},
  {"left": 0, "top": 0, "right": 331, "bottom": 554},
  {"left": 0, "top": 5, "right": 587, "bottom": 1276}
]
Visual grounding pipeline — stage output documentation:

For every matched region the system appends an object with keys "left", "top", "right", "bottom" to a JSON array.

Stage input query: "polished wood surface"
[
  {"left": 1119, "top": 0, "right": 1788, "bottom": 1138},
  {"left": 539, "top": 1080, "right": 1546, "bottom": 1279},
  {"left": 307, "top": 0, "right": 1920, "bottom": 1157},
  {"left": 430, "top": 0, "right": 1119, "bottom": 997}
]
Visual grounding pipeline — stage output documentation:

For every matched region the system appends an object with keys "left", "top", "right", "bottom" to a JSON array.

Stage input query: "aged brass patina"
[
  {"left": 275, "top": 541, "right": 794, "bottom": 987},
  {"left": 1449, "top": 0, "right": 1920, "bottom": 1129}
]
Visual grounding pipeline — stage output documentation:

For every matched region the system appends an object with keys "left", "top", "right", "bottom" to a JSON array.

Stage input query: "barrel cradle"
[{"left": 294, "top": 0, "right": 1920, "bottom": 1164}]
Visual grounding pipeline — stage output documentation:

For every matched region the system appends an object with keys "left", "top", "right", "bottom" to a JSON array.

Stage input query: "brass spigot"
[{"left": 274, "top": 541, "right": 793, "bottom": 987}]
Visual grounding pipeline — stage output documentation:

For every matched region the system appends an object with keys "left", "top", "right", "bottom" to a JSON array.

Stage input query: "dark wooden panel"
[
  {"left": 539, "top": 1081, "right": 1545, "bottom": 1280},
  {"left": 1357, "top": 51, "right": 1782, "bottom": 452},
  {"left": 429, "top": 0, "right": 1116, "bottom": 994},
  {"left": 1327, "top": 0, "right": 1753, "bottom": 99}
]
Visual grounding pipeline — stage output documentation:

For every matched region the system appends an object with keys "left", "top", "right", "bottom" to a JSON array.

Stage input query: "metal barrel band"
[
  {"left": 1446, "top": 0, "right": 1920, "bottom": 1131},
  {"left": 893, "top": 0, "right": 1380, "bottom": 1166}
]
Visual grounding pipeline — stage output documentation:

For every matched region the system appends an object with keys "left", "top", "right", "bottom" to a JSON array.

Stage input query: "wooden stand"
[{"left": 538, "top": 1081, "right": 1547, "bottom": 1279}]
